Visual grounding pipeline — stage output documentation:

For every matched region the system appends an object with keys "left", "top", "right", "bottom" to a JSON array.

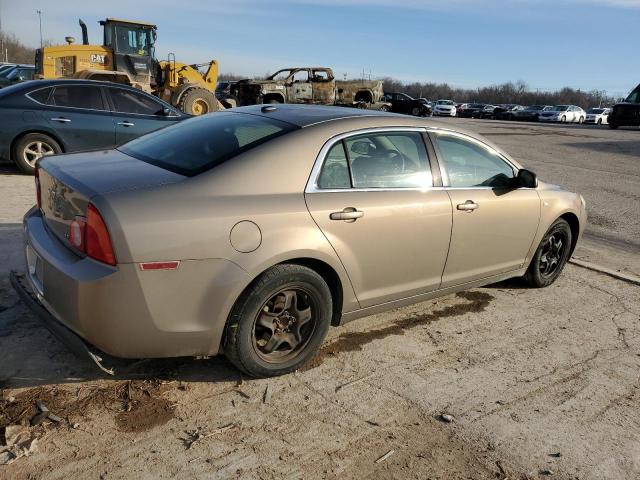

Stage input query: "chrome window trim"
[
  {"left": 305, "top": 126, "right": 435, "bottom": 194},
  {"left": 24, "top": 87, "right": 53, "bottom": 106},
  {"left": 426, "top": 127, "right": 521, "bottom": 188}
]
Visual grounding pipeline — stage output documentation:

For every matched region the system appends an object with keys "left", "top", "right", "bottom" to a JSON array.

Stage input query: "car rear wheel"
[
  {"left": 411, "top": 106, "right": 421, "bottom": 116},
  {"left": 560, "top": 115, "right": 567, "bottom": 123},
  {"left": 597, "top": 118, "right": 602, "bottom": 125},
  {"left": 224, "top": 264, "right": 332, "bottom": 378},
  {"left": 524, "top": 218, "right": 572, "bottom": 288},
  {"left": 578, "top": 116, "right": 584, "bottom": 124},
  {"left": 12, "top": 133, "right": 62, "bottom": 175}
]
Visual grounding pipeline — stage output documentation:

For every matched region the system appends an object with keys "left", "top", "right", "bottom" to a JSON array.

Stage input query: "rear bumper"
[
  {"left": 10, "top": 270, "right": 117, "bottom": 374},
  {"left": 19, "top": 206, "right": 250, "bottom": 359}
]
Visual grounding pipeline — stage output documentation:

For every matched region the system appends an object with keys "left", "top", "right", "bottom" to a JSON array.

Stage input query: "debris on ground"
[
  {"left": 262, "top": 385, "right": 272, "bottom": 404},
  {"left": 438, "top": 413, "right": 455, "bottom": 423},
  {"left": 540, "top": 468, "right": 554, "bottom": 476},
  {"left": 334, "top": 373, "right": 374, "bottom": 393},
  {"left": 30, "top": 400, "right": 62, "bottom": 426},
  {"left": 0, "top": 425, "right": 38, "bottom": 465},
  {"left": 234, "top": 389, "right": 251, "bottom": 400},
  {"left": 375, "top": 449, "right": 395, "bottom": 464},
  {"left": 548, "top": 452, "right": 562, "bottom": 458},
  {"left": 182, "top": 423, "right": 237, "bottom": 449}
]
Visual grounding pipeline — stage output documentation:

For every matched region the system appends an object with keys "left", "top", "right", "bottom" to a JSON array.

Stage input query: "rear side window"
[
  {"left": 345, "top": 132, "right": 432, "bottom": 188},
  {"left": 27, "top": 87, "right": 53, "bottom": 105},
  {"left": 318, "top": 143, "right": 350, "bottom": 189},
  {"left": 119, "top": 112, "right": 297, "bottom": 176},
  {"left": 109, "top": 88, "right": 164, "bottom": 115},
  {"left": 52, "top": 86, "right": 105, "bottom": 110}
]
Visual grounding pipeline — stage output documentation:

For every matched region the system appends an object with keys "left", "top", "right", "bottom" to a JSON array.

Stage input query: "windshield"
[
  {"left": 437, "top": 100, "right": 454, "bottom": 105},
  {"left": 114, "top": 25, "right": 154, "bottom": 56},
  {"left": 587, "top": 108, "right": 604, "bottom": 114},
  {"left": 268, "top": 69, "right": 294, "bottom": 81},
  {"left": 119, "top": 112, "right": 298, "bottom": 176},
  {"left": 625, "top": 84, "right": 640, "bottom": 103},
  {"left": 552, "top": 105, "right": 569, "bottom": 111}
]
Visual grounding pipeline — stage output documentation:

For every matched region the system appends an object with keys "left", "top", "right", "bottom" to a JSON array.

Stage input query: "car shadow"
[{"left": 0, "top": 162, "right": 23, "bottom": 176}]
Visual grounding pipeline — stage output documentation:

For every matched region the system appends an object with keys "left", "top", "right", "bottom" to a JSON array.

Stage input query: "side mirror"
[
  {"left": 517, "top": 169, "right": 537, "bottom": 188},
  {"left": 162, "top": 107, "right": 173, "bottom": 116}
]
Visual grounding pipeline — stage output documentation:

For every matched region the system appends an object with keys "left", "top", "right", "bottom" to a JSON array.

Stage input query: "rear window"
[{"left": 119, "top": 112, "right": 297, "bottom": 176}]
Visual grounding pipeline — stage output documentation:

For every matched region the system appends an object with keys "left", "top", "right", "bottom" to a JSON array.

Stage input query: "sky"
[{"left": 1, "top": 0, "right": 639, "bottom": 97}]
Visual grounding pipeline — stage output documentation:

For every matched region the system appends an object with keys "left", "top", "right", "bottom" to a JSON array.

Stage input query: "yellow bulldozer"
[{"left": 35, "top": 18, "right": 222, "bottom": 115}]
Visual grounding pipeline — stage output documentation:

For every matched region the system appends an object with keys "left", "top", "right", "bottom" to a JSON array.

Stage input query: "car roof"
[
  {"left": 229, "top": 104, "right": 406, "bottom": 128},
  {"left": 1, "top": 78, "right": 158, "bottom": 95}
]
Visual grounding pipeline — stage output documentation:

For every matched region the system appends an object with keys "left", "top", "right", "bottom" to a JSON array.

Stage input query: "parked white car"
[
  {"left": 433, "top": 100, "right": 457, "bottom": 117},
  {"left": 538, "top": 105, "right": 586, "bottom": 123},
  {"left": 584, "top": 107, "right": 610, "bottom": 125}
]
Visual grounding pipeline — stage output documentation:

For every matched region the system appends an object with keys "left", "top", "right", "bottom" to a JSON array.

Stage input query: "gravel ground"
[{"left": 0, "top": 120, "right": 639, "bottom": 479}]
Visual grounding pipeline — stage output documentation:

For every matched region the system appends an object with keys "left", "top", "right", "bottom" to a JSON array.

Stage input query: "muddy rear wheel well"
[
  {"left": 281, "top": 258, "right": 343, "bottom": 326},
  {"left": 559, "top": 212, "right": 580, "bottom": 256}
]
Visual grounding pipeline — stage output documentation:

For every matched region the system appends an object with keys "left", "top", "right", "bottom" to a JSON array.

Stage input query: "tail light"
[
  {"left": 86, "top": 204, "right": 116, "bottom": 266},
  {"left": 35, "top": 165, "right": 41, "bottom": 209},
  {"left": 67, "top": 203, "right": 116, "bottom": 266}
]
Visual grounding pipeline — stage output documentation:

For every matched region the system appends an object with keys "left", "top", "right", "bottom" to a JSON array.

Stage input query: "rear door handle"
[
  {"left": 457, "top": 200, "right": 479, "bottom": 212},
  {"left": 117, "top": 121, "right": 135, "bottom": 127},
  {"left": 330, "top": 207, "right": 364, "bottom": 222},
  {"left": 50, "top": 117, "right": 71, "bottom": 123}
]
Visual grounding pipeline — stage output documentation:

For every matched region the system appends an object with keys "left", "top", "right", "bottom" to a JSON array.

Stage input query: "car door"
[
  {"left": 311, "top": 69, "right": 335, "bottom": 104},
  {"left": 286, "top": 70, "right": 312, "bottom": 103},
  {"left": 106, "top": 86, "right": 181, "bottom": 145},
  {"left": 430, "top": 131, "right": 541, "bottom": 288},
  {"left": 305, "top": 128, "right": 452, "bottom": 308},
  {"left": 45, "top": 84, "right": 116, "bottom": 151}
]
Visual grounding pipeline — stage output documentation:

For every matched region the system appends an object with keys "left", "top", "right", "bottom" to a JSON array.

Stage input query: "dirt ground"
[{"left": 1, "top": 120, "right": 639, "bottom": 479}]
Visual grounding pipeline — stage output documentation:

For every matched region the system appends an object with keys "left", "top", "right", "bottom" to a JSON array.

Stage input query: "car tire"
[
  {"left": 178, "top": 87, "right": 219, "bottom": 116},
  {"left": 524, "top": 218, "right": 572, "bottom": 288},
  {"left": 12, "top": 133, "right": 62, "bottom": 175},
  {"left": 560, "top": 115, "right": 566, "bottom": 123},
  {"left": 578, "top": 116, "right": 584, "bottom": 124},
  {"left": 609, "top": 123, "right": 618, "bottom": 129},
  {"left": 411, "top": 106, "right": 421, "bottom": 116},
  {"left": 223, "top": 264, "right": 332, "bottom": 378},
  {"left": 597, "top": 118, "right": 602, "bottom": 125},
  {"left": 379, "top": 104, "right": 390, "bottom": 112}
]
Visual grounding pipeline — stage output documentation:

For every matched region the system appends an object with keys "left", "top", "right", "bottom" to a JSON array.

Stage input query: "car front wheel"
[
  {"left": 224, "top": 264, "right": 332, "bottom": 377},
  {"left": 13, "top": 133, "right": 62, "bottom": 175},
  {"left": 524, "top": 218, "right": 572, "bottom": 288}
]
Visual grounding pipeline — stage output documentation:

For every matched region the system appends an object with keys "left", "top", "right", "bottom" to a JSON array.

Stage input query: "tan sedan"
[{"left": 12, "top": 105, "right": 586, "bottom": 377}]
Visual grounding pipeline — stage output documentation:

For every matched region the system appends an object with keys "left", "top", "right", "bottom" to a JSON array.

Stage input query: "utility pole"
[{"left": 37, "top": 10, "right": 43, "bottom": 49}]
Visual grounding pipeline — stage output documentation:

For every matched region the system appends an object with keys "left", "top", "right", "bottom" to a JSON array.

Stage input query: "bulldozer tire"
[{"left": 178, "top": 88, "right": 219, "bottom": 116}]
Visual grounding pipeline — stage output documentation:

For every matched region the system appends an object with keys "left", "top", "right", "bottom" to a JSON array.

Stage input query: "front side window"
[
  {"left": 109, "top": 88, "right": 164, "bottom": 115},
  {"left": 318, "top": 131, "right": 432, "bottom": 189},
  {"left": 51, "top": 86, "right": 105, "bottom": 110},
  {"left": 119, "top": 112, "right": 297, "bottom": 176},
  {"left": 433, "top": 133, "right": 514, "bottom": 188}
]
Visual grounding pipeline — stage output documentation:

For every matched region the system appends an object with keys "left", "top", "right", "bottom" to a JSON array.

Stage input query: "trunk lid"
[{"left": 38, "top": 149, "right": 185, "bottom": 247}]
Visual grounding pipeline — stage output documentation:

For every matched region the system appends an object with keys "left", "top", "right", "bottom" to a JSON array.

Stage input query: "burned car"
[{"left": 232, "top": 67, "right": 387, "bottom": 109}]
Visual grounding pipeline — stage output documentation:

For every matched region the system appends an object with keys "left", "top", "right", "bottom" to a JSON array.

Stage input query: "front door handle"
[
  {"left": 330, "top": 207, "right": 364, "bottom": 223},
  {"left": 457, "top": 200, "right": 479, "bottom": 212},
  {"left": 117, "top": 121, "right": 135, "bottom": 127},
  {"left": 50, "top": 117, "right": 71, "bottom": 123}
]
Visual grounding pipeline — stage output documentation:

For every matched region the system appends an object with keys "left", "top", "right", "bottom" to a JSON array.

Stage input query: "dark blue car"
[{"left": 0, "top": 79, "right": 187, "bottom": 173}]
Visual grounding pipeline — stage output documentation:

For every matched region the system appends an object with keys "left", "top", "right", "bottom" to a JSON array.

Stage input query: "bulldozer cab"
[{"left": 101, "top": 18, "right": 157, "bottom": 86}]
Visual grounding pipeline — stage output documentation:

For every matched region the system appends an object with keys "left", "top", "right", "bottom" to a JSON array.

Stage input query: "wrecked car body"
[{"left": 233, "top": 67, "right": 389, "bottom": 110}]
